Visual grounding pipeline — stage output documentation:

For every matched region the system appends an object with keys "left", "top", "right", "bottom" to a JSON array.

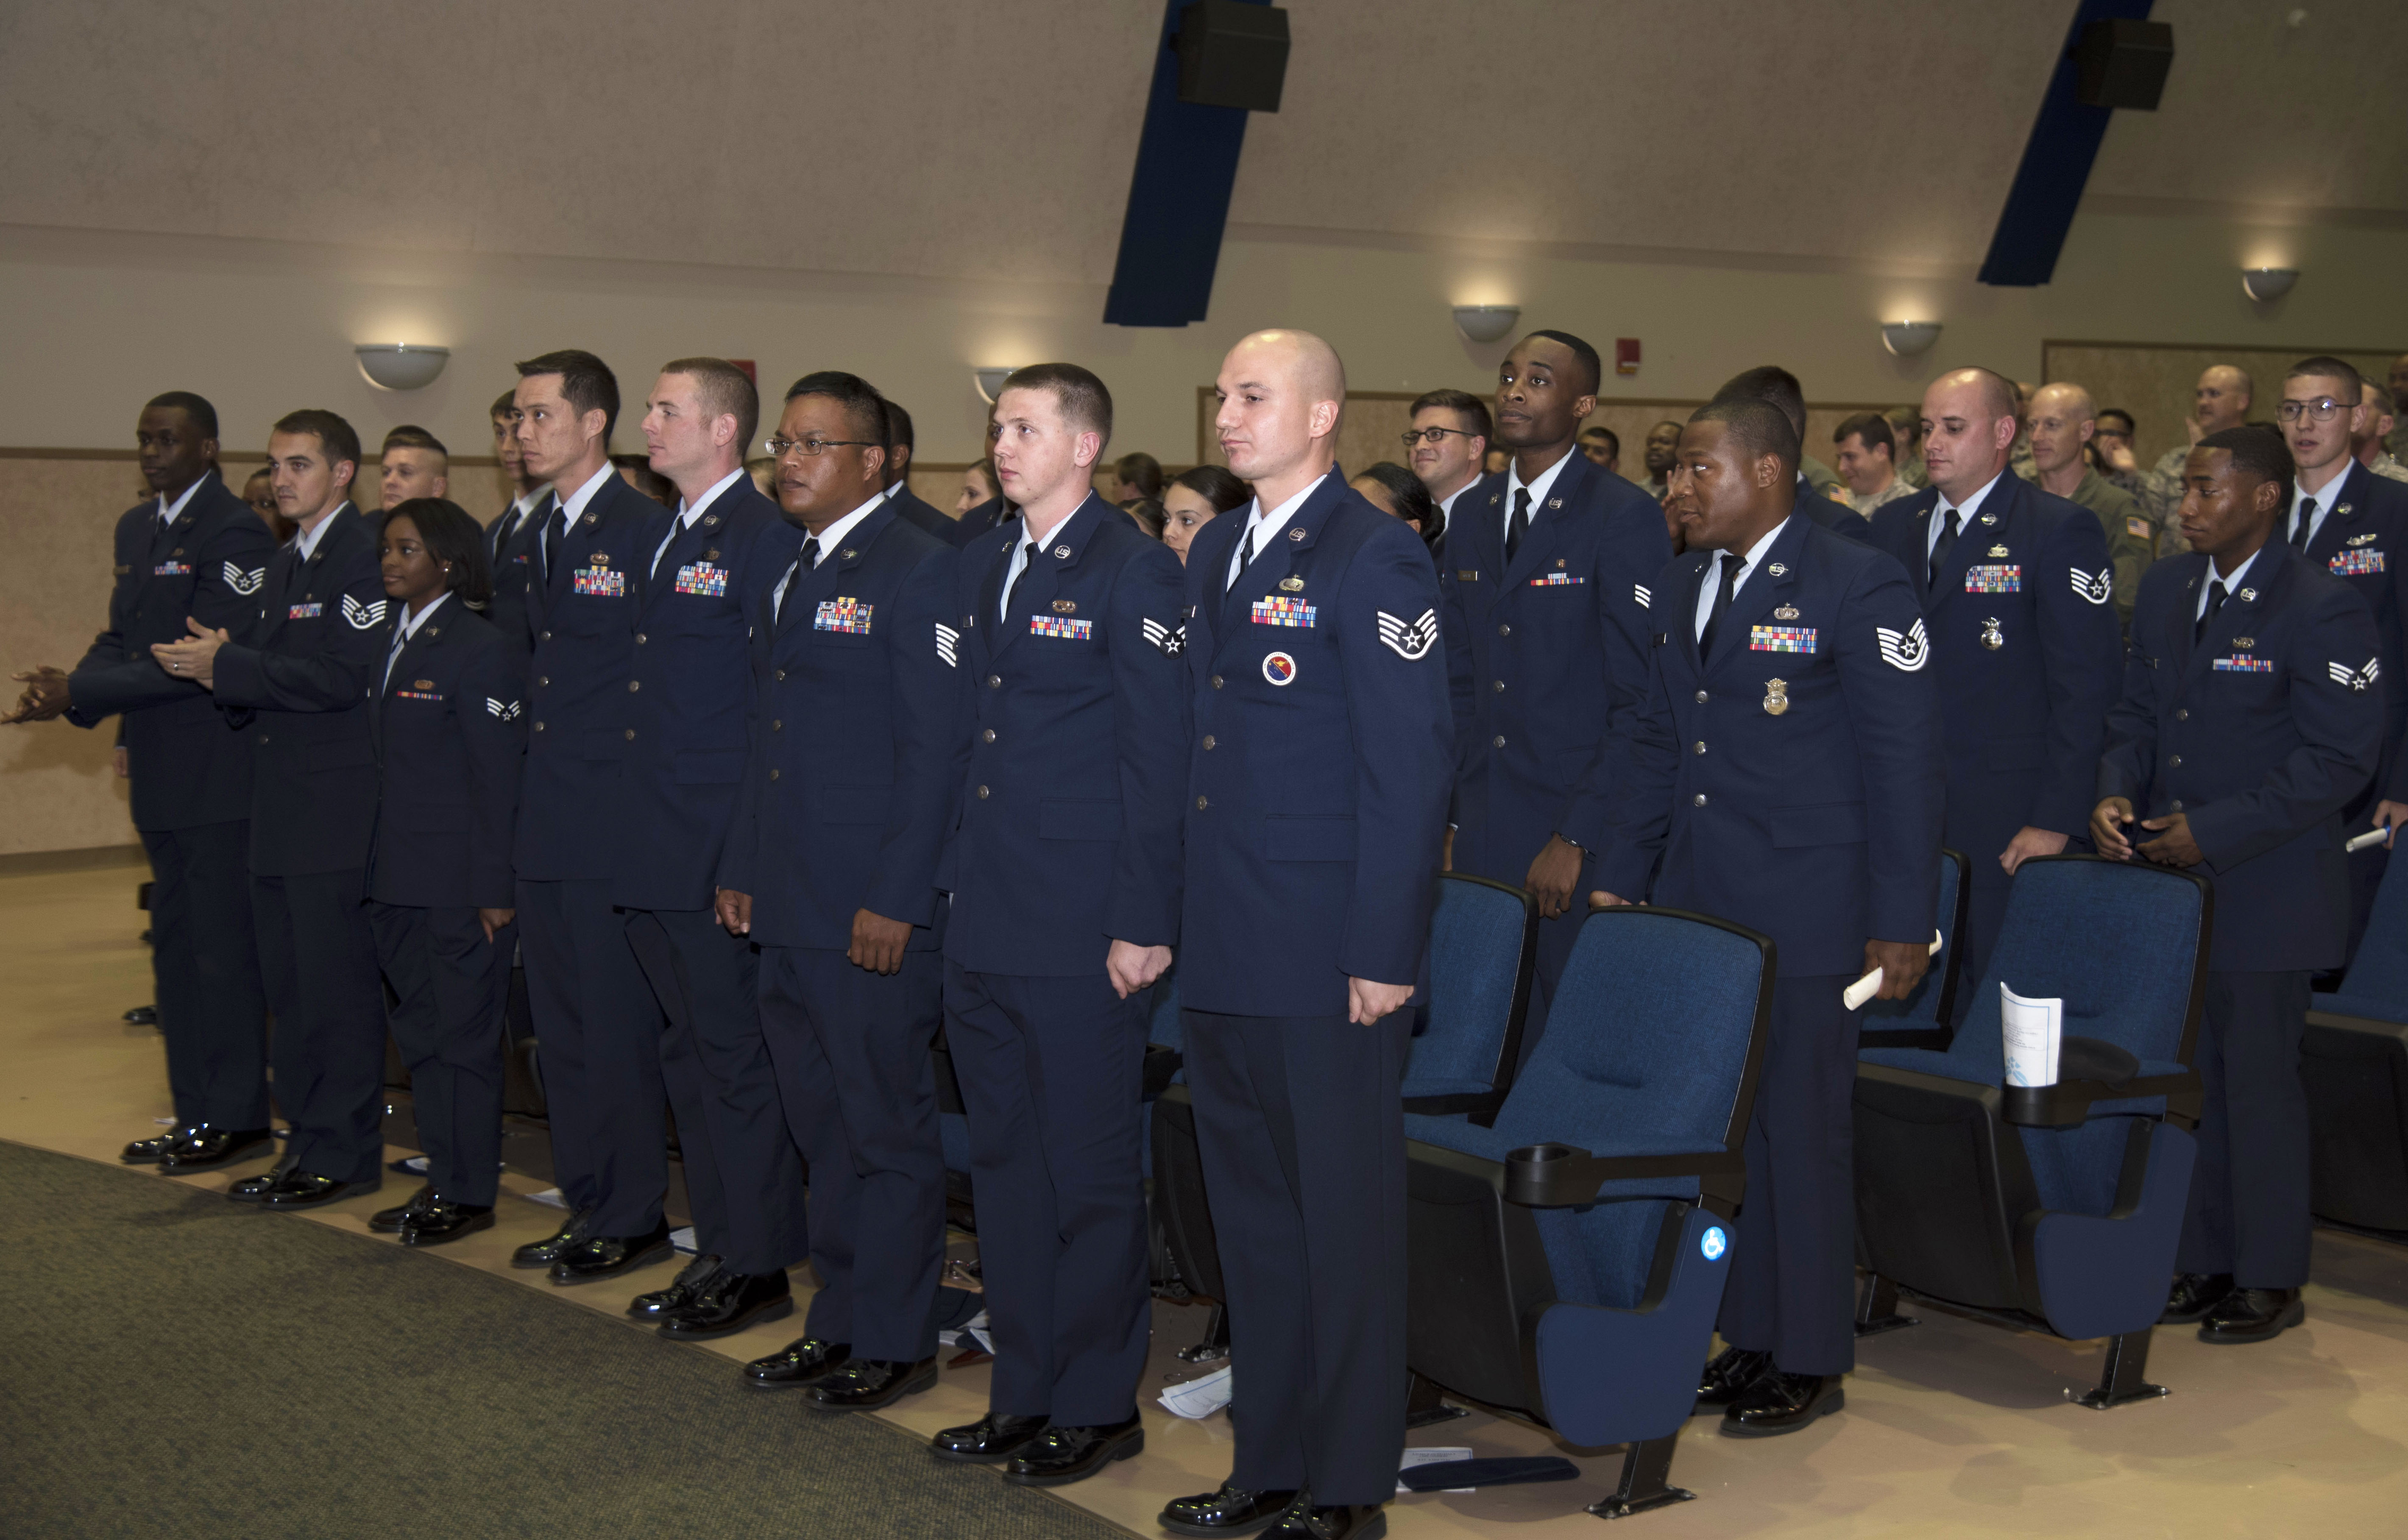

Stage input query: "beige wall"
[{"left": 2040, "top": 344, "right": 2401, "bottom": 470}]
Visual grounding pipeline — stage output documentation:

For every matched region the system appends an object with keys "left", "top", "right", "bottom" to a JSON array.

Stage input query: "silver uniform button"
[
  {"left": 1695, "top": 690, "right": 1708, "bottom": 703},
  {"left": 1493, "top": 735, "right": 1506, "bottom": 748},
  {"left": 1692, "top": 793, "right": 1708, "bottom": 807},
  {"left": 2169, "top": 755, "right": 2182, "bottom": 768}
]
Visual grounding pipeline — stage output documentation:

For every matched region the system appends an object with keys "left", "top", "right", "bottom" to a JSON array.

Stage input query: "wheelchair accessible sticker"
[{"left": 1701, "top": 1225, "right": 1728, "bottom": 1261}]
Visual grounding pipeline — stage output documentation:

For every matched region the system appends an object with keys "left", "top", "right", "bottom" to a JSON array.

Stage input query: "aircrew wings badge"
[
  {"left": 2330, "top": 658, "right": 2381, "bottom": 692},
  {"left": 1142, "top": 618, "right": 1185, "bottom": 657},
  {"left": 222, "top": 561, "right": 265, "bottom": 595},
  {"left": 2072, "top": 567, "right": 2113, "bottom": 605},
  {"left": 1876, "top": 618, "right": 1931, "bottom": 671},
  {"left": 934, "top": 622, "right": 960, "bottom": 668},
  {"left": 341, "top": 595, "right": 387, "bottom": 630},
  {"left": 1377, "top": 608, "right": 1439, "bottom": 660}
]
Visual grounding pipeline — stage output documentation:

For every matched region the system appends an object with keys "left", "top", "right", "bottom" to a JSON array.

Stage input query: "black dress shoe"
[
  {"left": 511, "top": 1211, "right": 592, "bottom": 1269},
  {"left": 805, "top": 1356, "right": 938, "bottom": 1411},
  {"left": 547, "top": 1219, "right": 674, "bottom": 1285},
  {"left": 122, "top": 1128, "right": 193, "bottom": 1164},
  {"left": 124, "top": 1004, "right": 159, "bottom": 1024},
  {"left": 2163, "top": 1271, "right": 2235, "bottom": 1325},
  {"left": 743, "top": 1336, "right": 852, "bottom": 1390},
  {"left": 1722, "top": 1370, "right": 1844, "bottom": 1437},
  {"left": 629, "top": 1254, "right": 722, "bottom": 1320},
  {"left": 370, "top": 1184, "right": 438, "bottom": 1234},
  {"left": 258, "top": 1169, "right": 381, "bottom": 1209},
  {"left": 1265, "top": 1501, "right": 1384, "bottom": 1540},
  {"left": 226, "top": 1157, "right": 295, "bottom": 1204},
  {"left": 1695, "top": 1344, "right": 1775, "bottom": 1412},
  {"left": 659, "top": 1268, "right": 793, "bottom": 1340},
  {"left": 2199, "top": 1286, "right": 2305, "bottom": 1344},
  {"left": 1159, "top": 1485, "right": 1304, "bottom": 1538},
  {"left": 1003, "top": 1413, "right": 1144, "bottom": 1486},
  {"left": 399, "top": 1197, "right": 495, "bottom": 1248},
  {"left": 931, "top": 1412, "right": 1050, "bottom": 1464},
  {"left": 157, "top": 1126, "right": 274, "bottom": 1172}
]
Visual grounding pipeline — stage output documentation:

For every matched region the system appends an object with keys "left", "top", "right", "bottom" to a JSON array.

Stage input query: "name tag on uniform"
[
  {"left": 1749, "top": 624, "right": 1817, "bottom": 654},
  {"left": 288, "top": 602, "right": 323, "bottom": 619},
  {"left": 1456, "top": 569, "right": 1479, "bottom": 582},
  {"left": 815, "top": 598, "right": 873, "bottom": 634},
  {"left": 2213, "top": 654, "right": 2274, "bottom": 673},
  {"left": 2332, "top": 548, "right": 2386, "bottom": 576},
  {"left": 1031, "top": 615, "right": 1093, "bottom": 640},
  {"left": 1529, "top": 573, "right": 1585, "bottom": 587},
  {"left": 1250, "top": 596, "right": 1316, "bottom": 628},
  {"left": 1964, "top": 564, "right": 2021, "bottom": 593},
  {"left": 154, "top": 561, "right": 192, "bottom": 576},
  {"left": 674, "top": 561, "right": 729, "bottom": 596},
  {"left": 574, "top": 567, "right": 625, "bottom": 597}
]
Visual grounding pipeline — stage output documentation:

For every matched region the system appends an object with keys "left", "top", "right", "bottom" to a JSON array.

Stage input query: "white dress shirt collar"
[
  {"left": 1224, "top": 472, "right": 1329, "bottom": 590},
  {"left": 157, "top": 476, "right": 208, "bottom": 528},
  {"left": 1692, "top": 517, "right": 1788, "bottom": 640},
  {"left": 772, "top": 491, "right": 887, "bottom": 620},
  {"left": 2290, "top": 464, "right": 2350, "bottom": 547},
  {"left": 652, "top": 467, "right": 748, "bottom": 573},
  {"left": 2198, "top": 544, "right": 2262, "bottom": 621},
  {"left": 292, "top": 501, "right": 349, "bottom": 563},
  {"left": 1502, "top": 449, "right": 1575, "bottom": 540},
  {"left": 557, "top": 463, "right": 616, "bottom": 530},
  {"left": 1928, "top": 470, "right": 2006, "bottom": 557}
]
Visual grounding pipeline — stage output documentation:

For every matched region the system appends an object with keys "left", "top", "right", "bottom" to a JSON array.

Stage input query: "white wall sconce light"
[
  {"left": 1881, "top": 321, "right": 1943, "bottom": 357},
  {"left": 1452, "top": 305, "right": 1520, "bottom": 343},
  {"left": 2241, "top": 267, "right": 2298, "bottom": 302},
  {"left": 355, "top": 344, "right": 451, "bottom": 391},
  {"left": 973, "top": 368, "right": 1017, "bottom": 404}
]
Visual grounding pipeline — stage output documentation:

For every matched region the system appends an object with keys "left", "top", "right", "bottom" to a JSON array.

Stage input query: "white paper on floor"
[
  {"left": 1159, "top": 1364, "right": 1233, "bottom": 1420},
  {"left": 526, "top": 1186, "right": 569, "bottom": 1209},
  {"left": 938, "top": 1310, "right": 995, "bottom": 1355},
  {"left": 153, "top": 1117, "right": 177, "bottom": 1126},
  {"left": 1397, "top": 1446, "right": 1477, "bottom": 1495},
  {"left": 671, "top": 1227, "right": 697, "bottom": 1255}
]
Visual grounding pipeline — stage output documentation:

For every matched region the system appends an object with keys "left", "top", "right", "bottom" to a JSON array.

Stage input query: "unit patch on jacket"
[
  {"left": 674, "top": 562, "right": 729, "bottom": 596},
  {"left": 815, "top": 598, "right": 873, "bottom": 634}
]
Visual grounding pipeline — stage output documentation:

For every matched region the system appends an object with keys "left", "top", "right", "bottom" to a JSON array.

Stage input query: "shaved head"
[
  {"left": 1232, "top": 328, "right": 1347, "bottom": 407},
  {"left": 2202, "top": 365, "right": 2252, "bottom": 404},
  {"left": 1215, "top": 329, "right": 1349, "bottom": 502},
  {"left": 1920, "top": 368, "right": 2021, "bottom": 501},
  {"left": 2030, "top": 382, "right": 2095, "bottom": 421}
]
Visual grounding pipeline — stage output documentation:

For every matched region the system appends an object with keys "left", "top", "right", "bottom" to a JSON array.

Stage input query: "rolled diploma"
[{"left": 1845, "top": 929, "right": 1944, "bottom": 1011}]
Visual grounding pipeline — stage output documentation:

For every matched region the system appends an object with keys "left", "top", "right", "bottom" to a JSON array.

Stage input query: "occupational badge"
[
  {"left": 1762, "top": 677, "right": 1789, "bottom": 716},
  {"left": 1980, "top": 616, "right": 2004, "bottom": 650}
]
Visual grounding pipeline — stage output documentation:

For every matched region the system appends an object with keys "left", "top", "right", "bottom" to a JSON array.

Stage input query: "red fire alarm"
[
  {"left": 729, "top": 359, "right": 758, "bottom": 385},
  {"left": 1615, "top": 338, "right": 1640, "bottom": 377}
]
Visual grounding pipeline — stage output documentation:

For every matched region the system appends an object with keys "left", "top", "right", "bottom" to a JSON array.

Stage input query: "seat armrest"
[
  {"left": 1142, "top": 1044, "right": 1183, "bottom": 1098},
  {"left": 1402, "top": 1089, "right": 1508, "bottom": 1119},
  {"left": 1503, "top": 1142, "right": 1744, "bottom": 1208},
  {"left": 2000, "top": 1071, "right": 2201, "bottom": 1131}
]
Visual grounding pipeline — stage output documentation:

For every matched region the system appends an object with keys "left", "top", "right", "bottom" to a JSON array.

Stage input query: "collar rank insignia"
[
  {"left": 584, "top": 513, "right": 601, "bottom": 528},
  {"left": 840, "top": 549, "right": 857, "bottom": 560},
  {"left": 1980, "top": 616, "right": 2004, "bottom": 650},
  {"left": 2338, "top": 503, "right": 2354, "bottom": 517},
  {"left": 1763, "top": 677, "right": 1789, "bottom": 716},
  {"left": 2238, "top": 588, "right": 2258, "bottom": 602},
  {"left": 1288, "top": 527, "right": 1306, "bottom": 541},
  {"left": 1767, "top": 562, "right": 1788, "bottom": 577},
  {"left": 1548, "top": 497, "right": 1563, "bottom": 510},
  {"left": 702, "top": 514, "right": 719, "bottom": 527},
  {"left": 1774, "top": 604, "right": 1799, "bottom": 621},
  {"left": 1279, "top": 576, "right": 1305, "bottom": 592},
  {"left": 1987, "top": 544, "right": 2009, "bottom": 558},
  {"left": 1054, "top": 544, "right": 1072, "bottom": 558},
  {"left": 1489, "top": 493, "right": 1501, "bottom": 507},
  {"left": 1979, "top": 510, "right": 1998, "bottom": 526},
  {"left": 1052, "top": 599, "right": 1077, "bottom": 615}
]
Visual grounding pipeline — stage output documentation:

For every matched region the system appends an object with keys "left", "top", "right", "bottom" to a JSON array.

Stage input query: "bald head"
[
  {"left": 1920, "top": 368, "right": 2020, "bottom": 500},
  {"left": 2026, "top": 383, "right": 2099, "bottom": 479},
  {"left": 1215, "top": 329, "right": 1348, "bottom": 494},
  {"left": 2197, "top": 365, "right": 2254, "bottom": 435}
]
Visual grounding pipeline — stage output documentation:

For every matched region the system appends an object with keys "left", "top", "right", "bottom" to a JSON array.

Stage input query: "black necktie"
[
  {"left": 537, "top": 494, "right": 563, "bottom": 582},
  {"left": 1225, "top": 524, "right": 1256, "bottom": 596},
  {"left": 1006, "top": 540, "right": 1040, "bottom": 617},
  {"left": 2195, "top": 576, "right": 2228, "bottom": 643},
  {"left": 382, "top": 622, "right": 407, "bottom": 692},
  {"left": 2291, "top": 497, "right": 2317, "bottom": 551},
  {"left": 1698, "top": 551, "right": 1741, "bottom": 657},
  {"left": 775, "top": 537, "right": 818, "bottom": 622},
  {"left": 1505, "top": 487, "right": 1532, "bottom": 563},
  {"left": 1928, "top": 505, "right": 1963, "bottom": 585}
]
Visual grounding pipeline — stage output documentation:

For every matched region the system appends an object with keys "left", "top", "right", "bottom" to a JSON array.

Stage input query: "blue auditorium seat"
[
  {"left": 1402, "top": 904, "right": 1773, "bottom": 1520},
  {"left": 1857, "top": 847, "right": 1970, "bottom": 1051},
  {"left": 1853, "top": 855, "right": 2208, "bottom": 1406},
  {"left": 2303, "top": 841, "right": 2408, "bottom": 1234},
  {"left": 1401, "top": 874, "right": 1539, "bottom": 1120}
]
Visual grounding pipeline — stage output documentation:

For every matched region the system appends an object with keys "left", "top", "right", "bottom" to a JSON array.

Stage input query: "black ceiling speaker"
[
  {"left": 2072, "top": 18, "right": 2174, "bottom": 111},
  {"left": 1175, "top": 0, "right": 1290, "bottom": 113}
]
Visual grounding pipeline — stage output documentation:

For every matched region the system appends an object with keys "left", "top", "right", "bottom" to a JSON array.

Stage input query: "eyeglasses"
[
  {"left": 765, "top": 436, "right": 879, "bottom": 458},
  {"left": 1400, "top": 426, "right": 1478, "bottom": 448},
  {"left": 2276, "top": 398, "right": 2351, "bottom": 423}
]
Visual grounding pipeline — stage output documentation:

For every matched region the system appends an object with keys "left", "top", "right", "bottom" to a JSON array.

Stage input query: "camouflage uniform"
[
  {"left": 1845, "top": 477, "right": 1917, "bottom": 517},
  {"left": 2064, "top": 468, "right": 2155, "bottom": 624}
]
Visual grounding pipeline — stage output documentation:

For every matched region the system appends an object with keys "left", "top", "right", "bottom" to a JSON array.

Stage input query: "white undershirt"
[
  {"left": 1692, "top": 518, "right": 1787, "bottom": 641},
  {"left": 1223, "top": 473, "right": 1330, "bottom": 591},
  {"left": 1926, "top": 471, "right": 2006, "bottom": 561}
]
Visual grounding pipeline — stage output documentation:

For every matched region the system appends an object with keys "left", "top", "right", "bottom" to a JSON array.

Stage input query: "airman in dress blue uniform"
[
  {"left": 2095, "top": 427, "right": 2384, "bottom": 1345},
  {"left": 1443, "top": 332, "right": 1669, "bottom": 1057},
  {"left": 932, "top": 365, "right": 1188, "bottom": 1485},
  {"left": 1596, "top": 399, "right": 1942, "bottom": 1438},
  {"left": 1159, "top": 331, "right": 1452, "bottom": 1540},
  {"left": 1864, "top": 369, "right": 2122, "bottom": 1004}
]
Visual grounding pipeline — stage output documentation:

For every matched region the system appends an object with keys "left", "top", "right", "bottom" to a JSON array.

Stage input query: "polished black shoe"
[
  {"left": 399, "top": 1197, "right": 495, "bottom": 1248},
  {"left": 370, "top": 1184, "right": 439, "bottom": 1234},
  {"left": 547, "top": 1218, "right": 674, "bottom": 1285},
  {"left": 2162, "top": 1271, "right": 2235, "bottom": 1325},
  {"left": 2199, "top": 1286, "right": 2305, "bottom": 1344},
  {"left": 1722, "top": 1370, "right": 1844, "bottom": 1437},
  {"left": 1695, "top": 1344, "right": 1775, "bottom": 1412},
  {"left": 931, "top": 1412, "right": 1050, "bottom": 1464},
  {"left": 1003, "top": 1413, "right": 1144, "bottom": 1487},
  {"left": 659, "top": 1268, "right": 793, "bottom": 1340},
  {"left": 226, "top": 1156, "right": 295, "bottom": 1204},
  {"left": 124, "top": 1004, "right": 159, "bottom": 1025},
  {"left": 629, "top": 1254, "right": 722, "bottom": 1320},
  {"left": 511, "top": 1210, "right": 592, "bottom": 1269},
  {"left": 743, "top": 1336, "right": 852, "bottom": 1390},
  {"left": 1265, "top": 1501, "right": 1384, "bottom": 1540},
  {"left": 257, "top": 1169, "right": 381, "bottom": 1209},
  {"left": 805, "top": 1356, "right": 938, "bottom": 1411},
  {"left": 1159, "top": 1485, "right": 1304, "bottom": 1538},
  {"left": 157, "top": 1126, "right": 274, "bottom": 1172},
  {"left": 122, "top": 1128, "right": 193, "bottom": 1164}
]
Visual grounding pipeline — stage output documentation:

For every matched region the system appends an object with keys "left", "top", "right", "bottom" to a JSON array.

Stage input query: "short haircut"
[
  {"left": 782, "top": 370, "right": 889, "bottom": 445},
  {"left": 2097, "top": 408, "right": 2135, "bottom": 433},
  {"left": 1527, "top": 329, "right": 1602, "bottom": 395},
  {"left": 2368, "top": 382, "right": 2397, "bottom": 416},
  {"left": 1690, "top": 397, "right": 1800, "bottom": 475},
  {"left": 1357, "top": 460, "right": 1441, "bottom": 543},
  {"left": 2286, "top": 356, "right": 2364, "bottom": 403},
  {"left": 380, "top": 497, "right": 493, "bottom": 606},
  {"left": 1649, "top": 418, "right": 1683, "bottom": 436},
  {"left": 1953, "top": 366, "right": 2021, "bottom": 423},
  {"left": 1116, "top": 451, "right": 1165, "bottom": 498},
  {"left": 1411, "top": 388, "right": 1492, "bottom": 440},
  {"left": 1714, "top": 365, "right": 1807, "bottom": 439},
  {"left": 2196, "top": 425, "right": 2294, "bottom": 507},
  {"left": 999, "top": 362, "right": 1114, "bottom": 452},
  {"left": 145, "top": 391, "right": 219, "bottom": 440},
  {"left": 1834, "top": 412, "right": 1895, "bottom": 455},
  {"left": 490, "top": 390, "right": 518, "bottom": 421},
  {"left": 661, "top": 356, "right": 761, "bottom": 456},
  {"left": 272, "top": 408, "right": 362, "bottom": 470},
  {"left": 1580, "top": 425, "right": 1620, "bottom": 459},
  {"left": 883, "top": 398, "right": 915, "bottom": 453},
  {"left": 515, "top": 349, "right": 621, "bottom": 441},
  {"left": 1171, "top": 462, "right": 1252, "bottom": 514},
  {"left": 382, "top": 424, "right": 447, "bottom": 456}
]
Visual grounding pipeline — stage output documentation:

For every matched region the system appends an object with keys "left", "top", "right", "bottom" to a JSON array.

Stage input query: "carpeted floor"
[{"left": 0, "top": 1140, "right": 1126, "bottom": 1540}]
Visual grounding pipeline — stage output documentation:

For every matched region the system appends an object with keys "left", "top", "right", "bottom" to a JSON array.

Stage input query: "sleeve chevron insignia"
[
  {"left": 2330, "top": 657, "right": 2380, "bottom": 691},
  {"left": 1376, "top": 608, "right": 1440, "bottom": 660},
  {"left": 1876, "top": 617, "right": 1931, "bottom": 671},
  {"left": 1142, "top": 617, "right": 1185, "bottom": 656},
  {"left": 341, "top": 594, "right": 388, "bottom": 630},
  {"left": 934, "top": 621, "right": 960, "bottom": 668},
  {"left": 222, "top": 561, "right": 265, "bottom": 595}
]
